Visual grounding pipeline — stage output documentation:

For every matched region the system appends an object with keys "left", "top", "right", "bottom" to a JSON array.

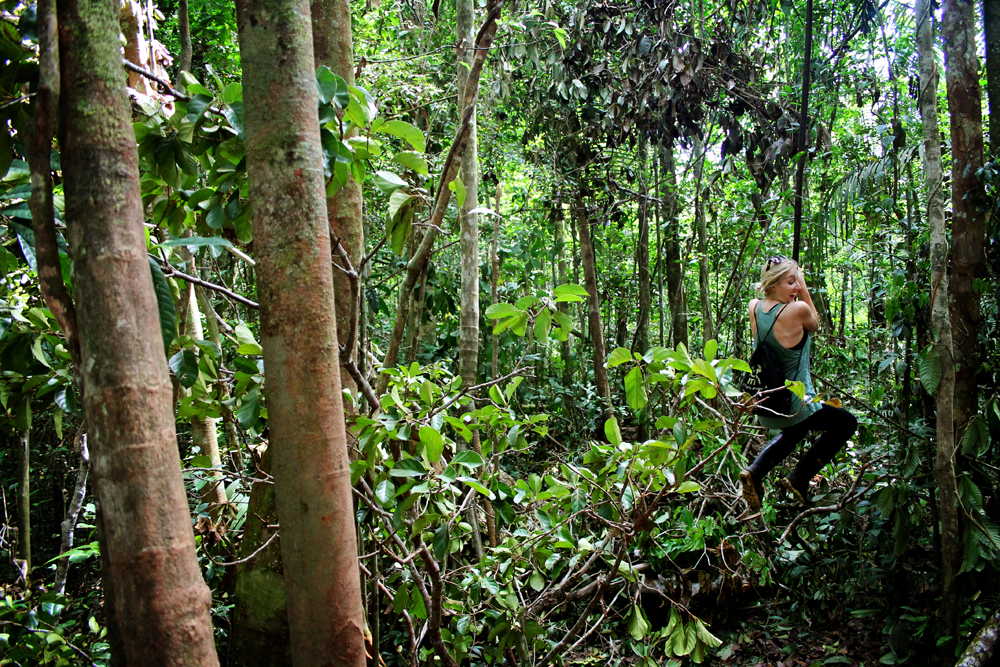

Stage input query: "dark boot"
[{"left": 740, "top": 431, "right": 801, "bottom": 510}]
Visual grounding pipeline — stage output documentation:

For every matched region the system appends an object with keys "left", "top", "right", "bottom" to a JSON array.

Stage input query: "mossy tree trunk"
[
  {"left": 57, "top": 1, "right": 219, "bottom": 664},
  {"left": 234, "top": 1, "right": 366, "bottom": 665}
]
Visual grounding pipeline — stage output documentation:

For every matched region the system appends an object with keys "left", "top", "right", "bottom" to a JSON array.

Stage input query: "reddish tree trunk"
[
  {"left": 56, "top": 1, "right": 218, "bottom": 664},
  {"left": 576, "top": 200, "right": 612, "bottom": 421},
  {"left": 943, "top": 0, "right": 987, "bottom": 429},
  {"left": 234, "top": 2, "right": 366, "bottom": 665}
]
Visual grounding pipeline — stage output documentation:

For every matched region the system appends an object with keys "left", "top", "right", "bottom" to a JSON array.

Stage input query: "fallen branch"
[{"left": 956, "top": 604, "right": 1000, "bottom": 667}]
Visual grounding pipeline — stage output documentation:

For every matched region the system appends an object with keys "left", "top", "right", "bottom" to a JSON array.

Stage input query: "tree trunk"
[
  {"left": 235, "top": 1, "right": 366, "bottom": 665},
  {"left": 660, "top": 140, "right": 687, "bottom": 348},
  {"left": 791, "top": 0, "right": 814, "bottom": 262},
  {"left": 492, "top": 181, "right": 501, "bottom": 380},
  {"left": 178, "top": 0, "right": 192, "bottom": 74},
  {"left": 57, "top": 1, "right": 219, "bottom": 663},
  {"left": 375, "top": 2, "right": 502, "bottom": 396},
  {"left": 457, "top": 0, "right": 480, "bottom": 398},
  {"left": 943, "top": 0, "right": 987, "bottom": 429},
  {"left": 231, "top": 447, "right": 292, "bottom": 667},
  {"left": 576, "top": 200, "right": 612, "bottom": 421},
  {"left": 654, "top": 145, "right": 664, "bottom": 347},
  {"left": 985, "top": 0, "right": 1000, "bottom": 156},
  {"left": 554, "top": 202, "right": 572, "bottom": 384},
  {"left": 17, "top": 429, "right": 30, "bottom": 575},
  {"left": 956, "top": 605, "right": 1000, "bottom": 667},
  {"left": 186, "top": 284, "right": 228, "bottom": 509},
  {"left": 636, "top": 136, "right": 651, "bottom": 354},
  {"left": 55, "top": 433, "right": 89, "bottom": 595},
  {"left": 196, "top": 285, "right": 243, "bottom": 470},
  {"left": 693, "top": 134, "right": 713, "bottom": 344},
  {"left": 917, "top": 0, "right": 960, "bottom": 643},
  {"left": 312, "top": 0, "right": 365, "bottom": 405}
]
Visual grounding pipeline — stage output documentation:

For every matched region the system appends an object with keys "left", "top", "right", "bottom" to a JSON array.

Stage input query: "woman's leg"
[
  {"left": 740, "top": 421, "right": 811, "bottom": 509},
  {"left": 783, "top": 405, "right": 858, "bottom": 502}
]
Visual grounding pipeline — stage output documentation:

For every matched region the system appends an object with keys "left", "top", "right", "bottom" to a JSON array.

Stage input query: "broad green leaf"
[
  {"left": 452, "top": 450, "right": 484, "bottom": 469},
  {"left": 529, "top": 570, "right": 545, "bottom": 591},
  {"left": 691, "top": 359, "right": 717, "bottom": 382},
  {"left": 703, "top": 339, "right": 718, "bottom": 361},
  {"left": 624, "top": 366, "right": 648, "bottom": 411},
  {"left": 419, "top": 426, "right": 444, "bottom": 463},
  {"left": 449, "top": 177, "right": 466, "bottom": 208},
  {"left": 392, "top": 151, "right": 429, "bottom": 175},
  {"left": 629, "top": 605, "right": 650, "bottom": 641},
  {"left": 375, "top": 480, "right": 395, "bottom": 506},
  {"left": 485, "top": 303, "right": 522, "bottom": 319},
  {"left": 509, "top": 313, "right": 529, "bottom": 336},
  {"left": 458, "top": 476, "right": 494, "bottom": 498},
  {"left": 168, "top": 349, "right": 199, "bottom": 388},
  {"left": 376, "top": 120, "right": 426, "bottom": 152},
  {"left": 786, "top": 380, "right": 806, "bottom": 399},
  {"left": 158, "top": 236, "right": 233, "bottom": 250},
  {"left": 919, "top": 345, "right": 942, "bottom": 394},
  {"left": 391, "top": 458, "right": 428, "bottom": 477},
  {"left": 534, "top": 308, "right": 551, "bottom": 344},
  {"left": 315, "top": 66, "right": 349, "bottom": 109},
  {"left": 728, "top": 358, "right": 752, "bottom": 373},
  {"left": 604, "top": 416, "right": 622, "bottom": 446},
  {"left": 148, "top": 258, "right": 176, "bottom": 356},
  {"left": 607, "top": 347, "right": 632, "bottom": 368},
  {"left": 433, "top": 523, "right": 449, "bottom": 561},
  {"left": 553, "top": 283, "right": 589, "bottom": 297},
  {"left": 675, "top": 480, "right": 701, "bottom": 493},
  {"left": 372, "top": 170, "right": 408, "bottom": 196},
  {"left": 504, "top": 376, "right": 524, "bottom": 401}
]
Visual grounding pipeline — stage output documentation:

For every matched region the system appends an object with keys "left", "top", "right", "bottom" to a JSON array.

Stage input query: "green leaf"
[
  {"left": 392, "top": 151, "right": 429, "bottom": 175},
  {"left": 504, "top": 376, "right": 524, "bottom": 401},
  {"left": 148, "top": 258, "right": 176, "bottom": 356},
  {"left": 529, "top": 570, "right": 545, "bottom": 591},
  {"left": 624, "top": 366, "right": 648, "bottom": 411},
  {"left": 485, "top": 303, "right": 521, "bottom": 319},
  {"left": 391, "top": 458, "right": 428, "bottom": 477},
  {"left": 605, "top": 416, "right": 622, "bottom": 446},
  {"left": 169, "top": 349, "right": 200, "bottom": 388},
  {"left": 420, "top": 426, "right": 445, "bottom": 463},
  {"left": 433, "top": 523, "right": 449, "bottom": 561},
  {"left": 449, "top": 177, "right": 466, "bottom": 208},
  {"left": 372, "top": 170, "right": 408, "bottom": 196},
  {"left": 629, "top": 605, "right": 650, "bottom": 640},
  {"left": 675, "top": 480, "right": 701, "bottom": 493},
  {"left": 375, "top": 120, "right": 426, "bottom": 152},
  {"left": 234, "top": 322, "right": 263, "bottom": 355},
  {"left": 0, "top": 127, "right": 11, "bottom": 179},
  {"left": 237, "top": 388, "right": 261, "bottom": 429},
  {"left": 375, "top": 480, "right": 395, "bottom": 506},
  {"left": 534, "top": 308, "right": 551, "bottom": 344},
  {"left": 553, "top": 282, "right": 588, "bottom": 303},
  {"left": 458, "top": 476, "right": 494, "bottom": 498},
  {"left": 452, "top": 450, "right": 484, "bottom": 469},
  {"left": 386, "top": 190, "right": 417, "bottom": 256},
  {"left": 691, "top": 359, "right": 717, "bottom": 382},
  {"left": 316, "top": 66, "right": 349, "bottom": 109},
  {"left": 703, "top": 339, "right": 718, "bottom": 362},
  {"left": 607, "top": 347, "right": 632, "bottom": 368},
  {"left": 919, "top": 345, "right": 942, "bottom": 394}
]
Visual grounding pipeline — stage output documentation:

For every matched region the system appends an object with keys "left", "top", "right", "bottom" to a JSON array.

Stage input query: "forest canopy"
[{"left": 0, "top": 0, "right": 999, "bottom": 666}]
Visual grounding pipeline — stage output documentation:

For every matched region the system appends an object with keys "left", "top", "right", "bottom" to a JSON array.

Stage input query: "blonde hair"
[{"left": 756, "top": 255, "right": 799, "bottom": 296}]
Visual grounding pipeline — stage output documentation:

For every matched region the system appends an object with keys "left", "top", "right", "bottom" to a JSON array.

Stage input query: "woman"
[{"left": 739, "top": 255, "right": 857, "bottom": 510}]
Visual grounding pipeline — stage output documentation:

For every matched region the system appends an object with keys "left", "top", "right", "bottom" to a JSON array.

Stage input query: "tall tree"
[
  {"left": 636, "top": 135, "right": 651, "bottom": 354},
  {"left": 985, "top": 0, "right": 1000, "bottom": 155},
  {"left": 917, "top": 0, "right": 960, "bottom": 642},
  {"left": 576, "top": 199, "right": 612, "bottom": 421},
  {"left": 553, "top": 201, "right": 572, "bottom": 384},
  {"left": 943, "top": 0, "right": 987, "bottom": 429},
  {"left": 312, "top": 0, "right": 365, "bottom": 403},
  {"left": 178, "top": 0, "right": 192, "bottom": 74},
  {"left": 235, "top": 1, "right": 365, "bottom": 665},
  {"left": 660, "top": 140, "right": 688, "bottom": 348},
  {"left": 693, "top": 133, "right": 714, "bottom": 344},
  {"left": 56, "top": 0, "right": 219, "bottom": 663}
]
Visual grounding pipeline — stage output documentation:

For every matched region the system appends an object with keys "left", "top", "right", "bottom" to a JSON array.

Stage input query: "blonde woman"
[{"left": 739, "top": 255, "right": 857, "bottom": 509}]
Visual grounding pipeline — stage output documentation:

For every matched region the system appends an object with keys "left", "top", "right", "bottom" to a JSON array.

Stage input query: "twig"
[
  {"left": 206, "top": 529, "right": 279, "bottom": 567},
  {"left": 121, "top": 59, "right": 226, "bottom": 117},
  {"left": 155, "top": 258, "right": 259, "bottom": 309}
]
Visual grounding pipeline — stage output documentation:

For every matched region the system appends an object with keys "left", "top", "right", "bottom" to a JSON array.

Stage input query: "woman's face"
[{"left": 768, "top": 270, "right": 801, "bottom": 303}]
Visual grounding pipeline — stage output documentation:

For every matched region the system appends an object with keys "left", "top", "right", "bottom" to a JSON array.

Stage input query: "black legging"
[{"left": 749, "top": 405, "right": 858, "bottom": 488}]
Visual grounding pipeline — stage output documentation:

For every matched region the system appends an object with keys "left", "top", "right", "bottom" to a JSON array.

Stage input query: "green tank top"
[{"left": 754, "top": 301, "right": 821, "bottom": 429}]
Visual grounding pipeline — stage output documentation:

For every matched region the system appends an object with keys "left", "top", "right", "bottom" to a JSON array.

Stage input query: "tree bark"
[
  {"left": 654, "top": 145, "right": 664, "bottom": 347},
  {"left": 55, "top": 432, "right": 89, "bottom": 595},
  {"left": 956, "top": 605, "right": 1000, "bottom": 667},
  {"left": 943, "top": 0, "right": 987, "bottom": 429},
  {"left": 576, "top": 200, "right": 612, "bottom": 421},
  {"left": 791, "top": 0, "right": 813, "bottom": 262},
  {"left": 693, "top": 133, "right": 713, "bottom": 344},
  {"left": 312, "top": 0, "right": 364, "bottom": 405},
  {"left": 457, "top": 0, "right": 480, "bottom": 398},
  {"left": 17, "top": 429, "right": 30, "bottom": 575},
  {"left": 985, "top": 0, "right": 1000, "bottom": 156},
  {"left": 660, "top": 140, "right": 687, "bottom": 348},
  {"left": 235, "top": 1, "right": 366, "bottom": 665},
  {"left": 917, "top": 0, "right": 960, "bottom": 643},
  {"left": 636, "top": 136, "right": 651, "bottom": 354},
  {"left": 57, "top": 1, "right": 219, "bottom": 664},
  {"left": 492, "top": 181, "right": 502, "bottom": 380},
  {"left": 178, "top": 0, "right": 192, "bottom": 74},
  {"left": 231, "top": 447, "right": 291, "bottom": 667},
  {"left": 554, "top": 201, "right": 572, "bottom": 384}
]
